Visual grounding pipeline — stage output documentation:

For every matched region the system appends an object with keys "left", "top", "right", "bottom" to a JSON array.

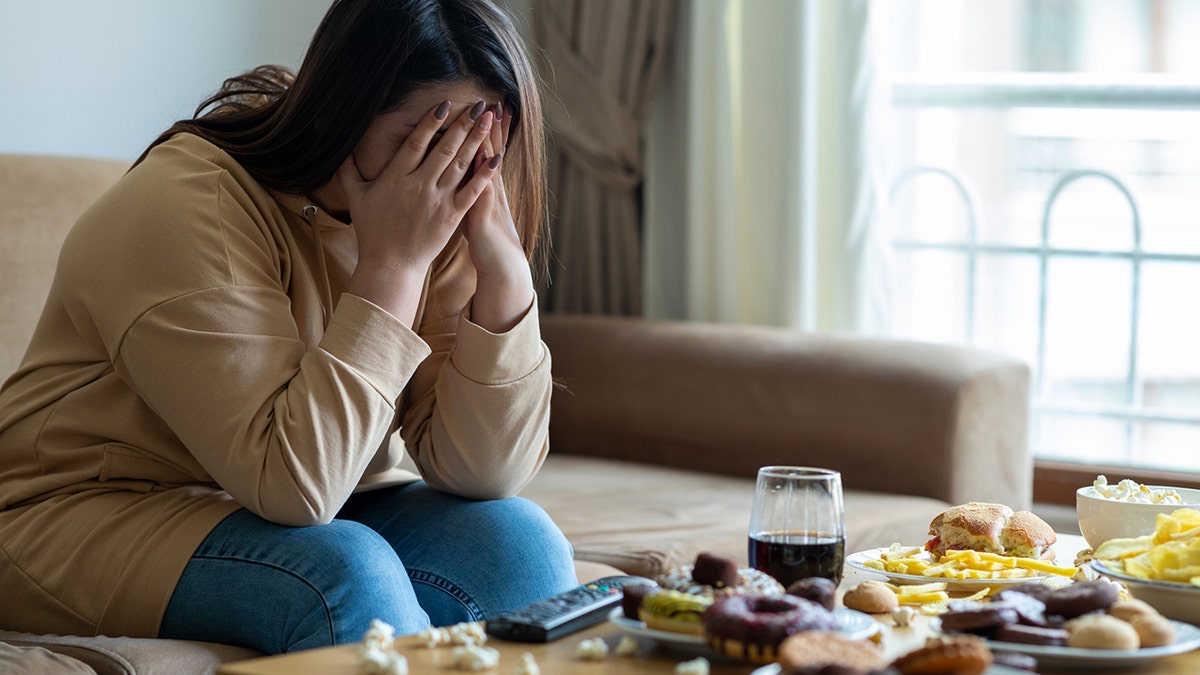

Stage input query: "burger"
[{"left": 924, "top": 502, "right": 1056, "bottom": 560}]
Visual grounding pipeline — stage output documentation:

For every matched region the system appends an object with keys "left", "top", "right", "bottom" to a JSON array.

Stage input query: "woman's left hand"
[{"left": 462, "top": 102, "right": 535, "bottom": 332}]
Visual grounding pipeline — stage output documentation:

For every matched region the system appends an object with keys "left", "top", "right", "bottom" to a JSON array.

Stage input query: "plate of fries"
[{"left": 847, "top": 544, "right": 1079, "bottom": 591}]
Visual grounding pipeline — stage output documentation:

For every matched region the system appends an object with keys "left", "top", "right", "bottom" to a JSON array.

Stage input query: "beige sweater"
[{"left": 0, "top": 133, "right": 552, "bottom": 637}]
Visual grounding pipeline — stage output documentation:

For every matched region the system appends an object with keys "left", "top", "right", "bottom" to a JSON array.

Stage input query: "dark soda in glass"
[{"left": 749, "top": 530, "right": 845, "bottom": 587}]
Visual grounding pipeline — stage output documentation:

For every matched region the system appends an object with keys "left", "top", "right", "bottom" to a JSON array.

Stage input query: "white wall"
[{"left": 0, "top": 1, "right": 332, "bottom": 161}]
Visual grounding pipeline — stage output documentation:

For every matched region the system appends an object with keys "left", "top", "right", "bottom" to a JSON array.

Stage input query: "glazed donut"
[{"left": 701, "top": 593, "right": 838, "bottom": 664}]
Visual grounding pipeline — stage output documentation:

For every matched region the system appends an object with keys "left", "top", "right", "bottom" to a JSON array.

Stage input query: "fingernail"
[
  {"left": 494, "top": 102, "right": 503, "bottom": 122},
  {"left": 435, "top": 100, "right": 450, "bottom": 119},
  {"left": 489, "top": 153, "right": 502, "bottom": 169},
  {"left": 470, "top": 100, "right": 487, "bottom": 120}
]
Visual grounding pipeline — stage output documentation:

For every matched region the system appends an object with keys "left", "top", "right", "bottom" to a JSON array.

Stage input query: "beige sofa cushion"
[{"left": 524, "top": 454, "right": 947, "bottom": 580}]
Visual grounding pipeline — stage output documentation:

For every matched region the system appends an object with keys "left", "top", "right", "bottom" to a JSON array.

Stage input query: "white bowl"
[
  {"left": 1076, "top": 485, "right": 1200, "bottom": 549},
  {"left": 1092, "top": 560, "right": 1200, "bottom": 626}
]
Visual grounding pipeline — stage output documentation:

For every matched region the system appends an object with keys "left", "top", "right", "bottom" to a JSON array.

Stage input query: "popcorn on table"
[
  {"left": 575, "top": 637, "right": 609, "bottom": 660},
  {"left": 675, "top": 657, "right": 710, "bottom": 675}
]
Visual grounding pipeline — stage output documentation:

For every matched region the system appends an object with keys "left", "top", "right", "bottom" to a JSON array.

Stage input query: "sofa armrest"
[{"left": 541, "top": 314, "right": 1033, "bottom": 509}]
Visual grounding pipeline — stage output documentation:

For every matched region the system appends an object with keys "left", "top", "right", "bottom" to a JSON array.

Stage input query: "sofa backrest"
[{"left": 0, "top": 154, "right": 128, "bottom": 377}]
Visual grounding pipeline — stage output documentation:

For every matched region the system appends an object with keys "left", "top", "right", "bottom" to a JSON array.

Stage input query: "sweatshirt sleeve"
[
  {"left": 117, "top": 290, "right": 431, "bottom": 526},
  {"left": 397, "top": 244, "right": 552, "bottom": 500}
]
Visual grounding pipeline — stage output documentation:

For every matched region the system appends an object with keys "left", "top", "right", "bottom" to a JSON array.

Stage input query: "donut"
[
  {"left": 1066, "top": 613, "right": 1139, "bottom": 650},
  {"left": 658, "top": 562, "right": 784, "bottom": 599},
  {"left": 776, "top": 631, "right": 889, "bottom": 673},
  {"left": 638, "top": 589, "right": 713, "bottom": 635},
  {"left": 891, "top": 635, "right": 992, "bottom": 675},
  {"left": 786, "top": 577, "right": 838, "bottom": 611},
  {"left": 701, "top": 594, "right": 838, "bottom": 664},
  {"left": 1044, "top": 580, "right": 1119, "bottom": 619},
  {"left": 841, "top": 581, "right": 898, "bottom": 614}
]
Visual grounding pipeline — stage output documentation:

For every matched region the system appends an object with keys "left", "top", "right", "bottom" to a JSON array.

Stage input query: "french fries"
[{"left": 864, "top": 543, "right": 1078, "bottom": 581}]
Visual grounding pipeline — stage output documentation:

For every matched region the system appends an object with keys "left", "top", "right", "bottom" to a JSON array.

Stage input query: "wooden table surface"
[{"left": 219, "top": 534, "right": 1200, "bottom": 674}]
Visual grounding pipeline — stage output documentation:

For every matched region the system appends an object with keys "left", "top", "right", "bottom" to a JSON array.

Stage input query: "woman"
[{"left": 0, "top": 0, "right": 576, "bottom": 654}]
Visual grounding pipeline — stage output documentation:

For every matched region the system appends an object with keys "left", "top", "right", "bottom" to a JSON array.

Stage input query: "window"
[{"left": 879, "top": 1, "right": 1200, "bottom": 476}]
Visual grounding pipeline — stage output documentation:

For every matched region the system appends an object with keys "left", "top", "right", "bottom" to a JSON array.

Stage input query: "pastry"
[
  {"left": 842, "top": 581, "right": 899, "bottom": 614},
  {"left": 1129, "top": 613, "right": 1176, "bottom": 648},
  {"left": 702, "top": 594, "right": 838, "bottom": 664},
  {"left": 786, "top": 576, "right": 837, "bottom": 611},
  {"left": 638, "top": 589, "right": 713, "bottom": 635},
  {"left": 1043, "top": 580, "right": 1118, "bottom": 619},
  {"left": 776, "top": 631, "right": 889, "bottom": 673},
  {"left": 937, "top": 601, "right": 1018, "bottom": 633},
  {"left": 658, "top": 555, "right": 784, "bottom": 599},
  {"left": 1066, "top": 613, "right": 1139, "bottom": 650},
  {"left": 989, "top": 623, "right": 1068, "bottom": 646},
  {"left": 891, "top": 635, "right": 992, "bottom": 675},
  {"left": 620, "top": 581, "right": 657, "bottom": 620}
]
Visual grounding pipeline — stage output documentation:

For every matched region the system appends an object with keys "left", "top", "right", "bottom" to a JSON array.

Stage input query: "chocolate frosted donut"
[
  {"left": 702, "top": 594, "right": 838, "bottom": 664},
  {"left": 787, "top": 576, "right": 838, "bottom": 611}
]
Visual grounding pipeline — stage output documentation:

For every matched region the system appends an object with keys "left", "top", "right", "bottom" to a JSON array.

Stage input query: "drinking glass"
[{"left": 748, "top": 466, "right": 846, "bottom": 587}]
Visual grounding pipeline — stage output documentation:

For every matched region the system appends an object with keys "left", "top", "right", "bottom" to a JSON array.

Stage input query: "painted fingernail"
[
  {"left": 494, "top": 102, "right": 503, "bottom": 122},
  {"left": 435, "top": 100, "right": 450, "bottom": 119},
  {"left": 469, "top": 100, "right": 487, "bottom": 120},
  {"left": 489, "top": 153, "right": 502, "bottom": 169}
]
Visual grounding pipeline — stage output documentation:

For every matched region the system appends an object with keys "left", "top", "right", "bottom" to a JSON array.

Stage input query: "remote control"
[{"left": 485, "top": 575, "right": 654, "bottom": 642}]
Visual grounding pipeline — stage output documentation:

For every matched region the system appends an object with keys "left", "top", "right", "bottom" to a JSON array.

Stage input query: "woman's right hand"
[{"left": 338, "top": 100, "right": 499, "bottom": 323}]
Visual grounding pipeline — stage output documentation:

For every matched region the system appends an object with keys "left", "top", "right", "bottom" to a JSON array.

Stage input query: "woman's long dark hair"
[{"left": 138, "top": 0, "right": 546, "bottom": 264}]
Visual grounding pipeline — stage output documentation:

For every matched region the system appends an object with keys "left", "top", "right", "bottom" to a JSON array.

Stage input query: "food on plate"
[
  {"left": 775, "top": 631, "right": 889, "bottom": 674},
  {"left": 890, "top": 635, "right": 992, "bottom": 675},
  {"left": 786, "top": 576, "right": 837, "bottom": 611},
  {"left": 1042, "top": 580, "right": 1119, "bottom": 619},
  {"left": 657, "top": 552, "right": 785, "bottom": 599},
  {"left": 863, "top": 542, "right": 1077, "bottom": 581},
  {"left": 892, "top": 581, "right": 951, "bottom": 607},
  {"left": 1065, "top": 613, "right": 1140, "bottom": 650},
  {"left": 988, "top": 623, "right": 1068, "bottom": 646},
  {"left": 1093, "top": 507, "right": 1200, "bottom": 585},
  {"left": 1091, "top": 475, "right": 1182, "bottom": 504},
  {"left": 701, "top": 594, "right": 838, "bottom": 664},
  {"left": 620, "top": 581, "right": 657, "bottom": 620},
  {"left": 1128, "top": 612, "right": 1177, "bottom": 648},
  {"left": 638, "top": 589, "right": 714, "bottom": 635},
  {"left": 841, "top": 581, "right": 899, "bottom": 614},
  {"left": 925, "top": 502, "right": 1057, "bottom": 560},
  {"left": 989, "top": 651, "right": 1038, "bottom": 672},
  {"left": 939, "top": 579, "right": 1174, "bottom": 650}
]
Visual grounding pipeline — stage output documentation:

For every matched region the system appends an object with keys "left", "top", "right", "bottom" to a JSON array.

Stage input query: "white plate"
[
  {"left": 984, "top": 620, "right": 1200, "bottom": 669},
  {"left": 607, "top": 606, "right": 879, "bottom": 658},
  {"left": 750, "top": 666, "right": 1032, "bottom": 675},
  {"left": 1091, "top": 560, "right": 1200, "bottom": 625},
  {"left": 845, "top": 548, "right": 1064, "bottom": 590}
]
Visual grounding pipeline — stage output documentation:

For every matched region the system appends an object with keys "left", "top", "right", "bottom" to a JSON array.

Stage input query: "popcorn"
[
  {"left": 451, "top": 643, "right": 501, "bottom": 671},
  {"left": 892, "top": 605, "right": 918, "bottom": 627},
  {"left": 1093, "top": 475, "right": 1182, "bottom": 504},
  {"left": 675, "top": 657, "right": 711, "bottom": 674},
  {"left": 575, "top": 637, "right": 609, "bottom": 660},
  {"left": 614, "top": 634, "right": 639, "bottom": 656},
  {"left": 513, "top": 652, "right": 540, "bottom": 675},
  {"left": 418, "top": 626, "right": 451, "bottom": 649},
  {"left": 358, "top": 620, "right": 407, "bottom": 675}
]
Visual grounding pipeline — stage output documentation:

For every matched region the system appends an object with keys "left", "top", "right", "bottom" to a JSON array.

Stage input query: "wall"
[{"left": 0, "top": 1, "right": 331, "bottom": 161}]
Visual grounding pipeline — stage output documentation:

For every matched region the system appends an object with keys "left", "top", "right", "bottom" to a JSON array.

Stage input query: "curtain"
[
  {"left": 532, "top": 0, "right": 677, "bottom": 315},
  {"left": 642, "top": 0, "right": 891, "bottom": 333}
]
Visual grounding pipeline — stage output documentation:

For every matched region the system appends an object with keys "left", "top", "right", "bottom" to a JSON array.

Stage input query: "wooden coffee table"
[{"left": 219, "top": 534, "right": 1200, "bottom": 675}]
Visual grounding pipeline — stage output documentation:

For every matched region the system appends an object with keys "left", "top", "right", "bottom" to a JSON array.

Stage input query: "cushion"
[
  {"left": 523, "top": 454, "right": 949, "bottom": 579},
  {"left": 0, "top": 631, "right": 261, "bottom": 675}
]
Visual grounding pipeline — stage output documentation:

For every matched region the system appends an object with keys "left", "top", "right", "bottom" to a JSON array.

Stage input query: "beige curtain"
[{"left": 532, "top": 0, "right": 677, "bottom": 315}]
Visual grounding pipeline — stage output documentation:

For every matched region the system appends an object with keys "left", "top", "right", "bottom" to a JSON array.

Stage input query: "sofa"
[{"left": 0, "top": 152, "right": 1033, "bottom": 673}]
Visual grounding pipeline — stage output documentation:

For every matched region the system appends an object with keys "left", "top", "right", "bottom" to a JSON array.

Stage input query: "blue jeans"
[{"left": 158, "top": 482, "right": 576, "bottom": 654}]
